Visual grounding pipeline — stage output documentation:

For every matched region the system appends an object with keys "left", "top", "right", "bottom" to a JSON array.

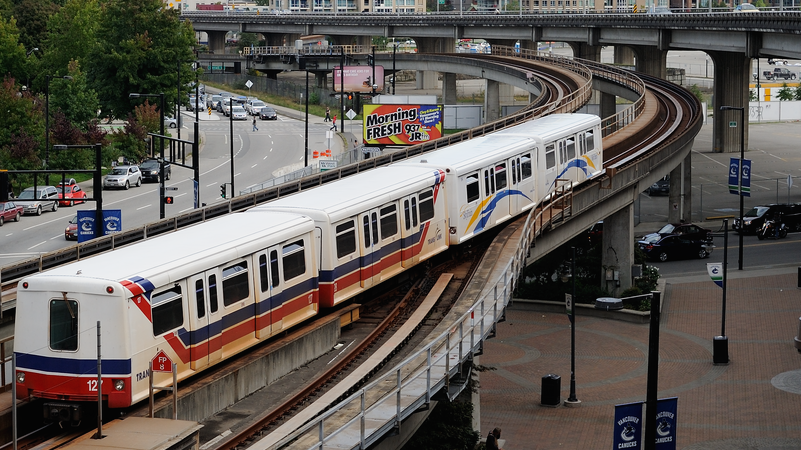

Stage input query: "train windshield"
[{"left": 50, "top": 298, "right": 78, "bottom": 351}]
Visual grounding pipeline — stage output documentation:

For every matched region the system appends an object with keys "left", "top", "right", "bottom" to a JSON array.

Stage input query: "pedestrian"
[
  {"left": 324, "top": 106, "right": 331, "bottom": 122},
  {"left": 330, "top": 115, "right": 337, "bottom": 132},
  {"left": 252, "top": 116, "right": 258, "bottom": 132},
  {"left": 485, "top": 427, "right": 502, "bottom": 450}
]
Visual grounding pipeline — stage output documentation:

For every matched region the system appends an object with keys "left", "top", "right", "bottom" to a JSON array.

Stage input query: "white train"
[{"left": 13, "top": 113, "right": 602, "bottom": 422}]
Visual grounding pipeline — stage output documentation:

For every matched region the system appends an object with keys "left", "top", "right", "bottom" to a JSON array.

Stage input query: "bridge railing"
[{"left": 242, "top": 44, "right": 371, "bottom": 56}]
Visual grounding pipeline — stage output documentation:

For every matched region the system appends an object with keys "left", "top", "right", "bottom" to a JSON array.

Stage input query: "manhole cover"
[{"left": 771, "top": 369, "right": 801, "bottom": 394}]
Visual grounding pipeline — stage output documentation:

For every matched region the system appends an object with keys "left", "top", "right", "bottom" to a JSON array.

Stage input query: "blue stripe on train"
[{"left": 16, "top": 352, "right": 131, "bottom": 376}]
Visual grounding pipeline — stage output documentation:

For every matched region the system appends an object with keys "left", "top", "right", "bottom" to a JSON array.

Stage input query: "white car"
[
  {"left": 246, "top": 99, "right": 267, "bottom": 115},
  {"left": 231, "top": 105, "right": 248, "bottom": 120},
  {"left": 103, "top": 165, "right": 142, "bottom": 190}
]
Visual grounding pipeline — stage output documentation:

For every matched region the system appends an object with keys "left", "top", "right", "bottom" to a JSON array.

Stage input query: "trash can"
[
  {"left": 541, "top": 374, "right": 561, "bottom": 407},
  {"left": 713, "top": 335, "right": 729, "bottom": 365},
  {"left": 794, "top": 317, "right": 801, "bottom": 353},
  {"left": 595, "top": 297, "right": 623, "bottom": 311}
]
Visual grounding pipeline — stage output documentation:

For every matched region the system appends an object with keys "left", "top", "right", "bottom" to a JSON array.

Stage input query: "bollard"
[
  {"left": 795, "top": 317, "right": 801, "bottom": 353},
  {"left": 713, "top": 335, "right": 729, "bottom": 364},
  {"left": 541, "top": 374, "right": 561, "bottom": 407}
]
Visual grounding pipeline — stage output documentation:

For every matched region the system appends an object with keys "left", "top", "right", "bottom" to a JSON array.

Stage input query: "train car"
[
  {"left": 249, "top": 165, "right": 449, "bottom": 308},
  {"left": 391, "top": 113, "right": 602, "bottom": 244},
  {"left": 14, "top": 212, "right": 319, "bottom": 422}
]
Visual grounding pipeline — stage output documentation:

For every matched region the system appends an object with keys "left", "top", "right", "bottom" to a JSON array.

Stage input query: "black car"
[
  {"left": 733, "top": 203, "right": 801, "bottom": 234},
  {"left": 259, "top": 107, "right": 278, "bottom": 120},
  {"left": 139, "top": 159, "right": 171, "bottom": 183},
  {"left": 641, "top": 223, "right": 713, "bottom": 244},
  {"left": 638, "top": 235, "right": 713, "bottom": 262},
  {"left": 647, "top": 176, "right": 669, "bottom": 195}
]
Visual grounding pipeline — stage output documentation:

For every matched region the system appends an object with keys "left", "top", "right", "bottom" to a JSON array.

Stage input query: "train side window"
[
  {"left": 208, "top": 274, "right": 219, "bottom": 313},
  {"left": 559, "top": 141, "right": 566, "bottom": 164},
  {"left": 484, "top": 170, "right": 490, "bottom": 196},
  {"left": 545, "top": 144, "right": 556, "bottom": 170},
  {"left": 270, "top": 250, "right": 279, "bottom": 288},
  {"left": 222, "top": 262, "right": 249, "bottom": 307},
  {"left": 380, "top": 204, "right": 398, "bottom": 239},
  {"left": 195, "top": 279, "right": 206, "bottom": 318},
  {"left": 50, "top": 298, "right": 78, "bottom": 351},
  {"left": 259, "top": 254, "right": 270, "bottom": 293},
  {"left": 566, "top": 137, "right": 576, "bottom": 160},
  {"left": 584, "top": 130, "right": 595, "bottom": 152},
  {"left": 466, "top": 173, "right": 479, "bottom": 203},
  {"left": 152, "top": 286, "right": 184, "bottom": 336},
  {"left": 419, "top": 189, "right": 435, "bottom": 222},
  {"left": 363, "top": 215, "right": 370, "bottom": 247},
  {"left": 371, "top": 212, "right": 379, "bottom": 245},
  {"left": 403, "top": 200, "right": 411, "bottom": 230},
  {"left": 283, "top": 240, "right": 307, "bottom": 281},
  {"left": 411, "top": 197, "right": 418, "bottom": 227},
  {"left": 335, "top": 220, "right": 356, "bottom": 258},
  {"left": 578, "top": 132, "right": 586, "bottom": 155},
  {"left": 511, "top": 160, "right": 517, "bottom": 185},
  {"left": 495, "top": 163, "right": 507, "bottom": 190},
  {"left": 521, "top": 154, "right": 532, "bottom": 179}
]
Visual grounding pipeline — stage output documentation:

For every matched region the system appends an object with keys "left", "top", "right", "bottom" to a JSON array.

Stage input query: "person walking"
[
  {"left": 324, "top": 106, "right": 331, "bottom": 122},
  {"left": 330, "top": 115, "right": 337, "bottom": 132},
  {"left": 252, "top": 116, "right": 258, "bottom": 132}
]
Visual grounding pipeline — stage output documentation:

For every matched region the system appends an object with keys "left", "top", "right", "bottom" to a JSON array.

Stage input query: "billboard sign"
[
  {"left": 363, "top": 104, "right": 443, "bottom": 145},
  {"left": 334, "top": 65, "right": 385, "bottom": 93}
]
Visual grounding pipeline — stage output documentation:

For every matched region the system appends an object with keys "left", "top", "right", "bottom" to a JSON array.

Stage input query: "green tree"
[
  {"left": 0, "top": 16, "right": 28, "bottom": 82},
  {"left": 794, "top": 81, "right": 801, "bottom": 101},
  {"left": 12, "top": 0, "right": 59, "bottom": 55},
  {"left": 49, "top": 60, "right": 100, "bottom": 132},
  {"left": 39, "top": 0, "right": 101, "bottom": 83},
  {"left": 85, "top": 0, "right": 196, "bottom": 120},
  {"left": 0, "top": 77, "right": 44, "bottom": 175},
  {"left": 777, "top": 83, "right": 794, "bottom": 101},
  {"left": 749, "top": 88, "right": 757, "bottom": 102}
]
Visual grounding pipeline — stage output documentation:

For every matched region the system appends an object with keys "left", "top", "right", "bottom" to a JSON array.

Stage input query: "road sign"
[
  {"left": 565, "top": 293, "right": 572, "bottom": 313},
  {"left": 152, "top": 350, "right": 173, "bottom": 373},
  {"left": 346, "top": 109, "right": 356, "bottom": 120},
  {"left": 729, "top": 121, "right": 737, "bottom": 128},
  {"left": 245, "top": 80, "right": 253, "bottom": 89},
  {"left": 320, "top": 160, "right": 337, "bottom": 171}
]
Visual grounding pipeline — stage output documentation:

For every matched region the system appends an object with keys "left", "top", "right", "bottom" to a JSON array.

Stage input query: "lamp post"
[
  {"left": 304, "top": 61, "right": 309, "bottom": 167},
  {"left": 45, "top": 75, "right": 73, "bottom": 185},
  {"left": 565, "top": 246, "right": 580, "bottom": 407},
  {"left": 229, "top": 97, "right": 235, "bottom": 197},
  {"left": 720, "top": 105, "right": 745, "bottom": 270},
  {"left": 129, "top": 92, "right": 166, "bottom": 219}
]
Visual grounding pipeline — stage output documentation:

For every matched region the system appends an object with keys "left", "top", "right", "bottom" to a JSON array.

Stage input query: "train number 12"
[{"left": 87, "top": 379, "right": 104, "bottom": 392}]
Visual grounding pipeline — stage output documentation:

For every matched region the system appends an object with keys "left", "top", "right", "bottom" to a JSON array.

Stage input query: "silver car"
[
  {"left": 103, "top": 165, "right": 142, "bottom": 190},
  {"left": 15, "top": 185, "right": 59, "bottom": 215},
  {"left": 231, "top": 105, "right": 248, "bottom": 120},
  {"left": 246, "top": 100, "right": 266, "bottom": 115}
]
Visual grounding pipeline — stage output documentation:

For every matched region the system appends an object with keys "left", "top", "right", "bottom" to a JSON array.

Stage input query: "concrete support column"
[
  {"left": 355, "top": 36, "right": 371, "bottom": 48},
  {"left": 667, "top": 152, "right": 693, "bottom": 223},
  {"left": 315, "top": 71, "right": 327, "bottom": 89},
  {"left": 264, "top": 34, "right": 284, "bottom": 47},
  {"left": 601, "top": 204, "right": 634, "bottom": 296},
  {"left": 631, "top": 45, "right": 667, "bottom": 79},
  {"left": 442, "top": 72, "right": 457, "bottom": 105},
  {"left": 414, "top": 37, "right": 455, "bottom": 92},
  {"left": 570, "top": 43, "right": 602, "bottom": 62},
  {"left": 485, "top": 79, "right": 500, "bottom": 123},
  {"left": 499, "top": 84, "right": 514, "bottom": 106},
  {"left": 416, "top": 70, "right": 438, "bottom": 91},
  {"left": 207, "top": 31, "right": 227, "bottom": 54},
  {"left": 614, "top": 46, "right": 635, "bottom": 66},
  {"left": 600, "top": 92, "right": 616, "bottom": 122},
  {"left": 710, "top": 50, "right": 751, "bottom": 153}
]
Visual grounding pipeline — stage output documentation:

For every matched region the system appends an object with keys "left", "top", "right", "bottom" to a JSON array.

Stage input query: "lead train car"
[
  {"left": 391, "top": 114, "right": 603, "bottom": 244},
  {"left": 249, "top": 165, "right": 449, "bottom": 309},
  {"left": 14, "top": 212, "right": 319, "bottom": 421}
]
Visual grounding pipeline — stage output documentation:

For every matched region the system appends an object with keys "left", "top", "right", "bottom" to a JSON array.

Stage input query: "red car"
[
  {"left": 57, "top": 180, "right": 87, "bottom": 206},
  {"left": 0, "top": 200, "right": 23, "bottom": 226},
  {"left": 65, "top": 215, "right": 78, "bottom": 240}
]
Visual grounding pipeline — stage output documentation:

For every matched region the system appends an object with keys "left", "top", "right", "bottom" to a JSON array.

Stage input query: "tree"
[
  {"left": 0, "top": 16, "right": 28, "bottom": 82},
  {"left": 12, "top": 0, "right": 59, "bottom": 56},
  {"left": 49, "top": 60, "right": 100, "bottom": 132},
  {"left": 0, "top": 77, "right": 44, "bottom": 178},
  {"left": 85, "top": 0, "right": 196, "bottom": 120},
  {"left": 237, "top": 32, "right": 260, "bottom": 51},
  {"left": 794, "top": 81, "right": 801, "bottom": 101},
  {"left": 777, "top": 83, "right": 794, "bottom": 101},
  {"left": 39, "top": 0, "right": 101, "bottom": 83}
]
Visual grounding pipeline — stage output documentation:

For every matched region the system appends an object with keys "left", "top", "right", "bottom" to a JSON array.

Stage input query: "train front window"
[
  {"left": 521, "top": 154, "right": 532, "bottom": 179},
  {"left": 336, "top": 221, "right": 356, "bottom": 258},
  {"left": 584, "top": 130, "right": 595, "bottom": 152},
  {"left": 545, "top": 144, "right": 556, "bottom": 170},
  {"left": 465, "top": 173, "right": 479, "bottom": 203},
  {"left": 50, "top": 298, "right": 78, "bottom": 351},
  {"left": 222, "top": 262, "right": 250, "bottom": 307}
]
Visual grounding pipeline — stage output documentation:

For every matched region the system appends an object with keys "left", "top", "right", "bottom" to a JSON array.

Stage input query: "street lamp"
[
  {"left": 45, "top": 75, "right": 73, "bottom": 185},
  {"left": 229, "top": 97, "right": 235, "bottom": 197},
  {"left": 720, "top": 105, "right": 745, "bottom": 270},
  {"left": 566, "top": 246, "right": 580, "bottom": 407},
  {"left": 129, "top": 92, "right": 166, "bottom": 219}
]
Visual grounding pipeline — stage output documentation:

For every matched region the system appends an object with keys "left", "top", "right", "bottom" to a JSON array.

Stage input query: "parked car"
[
  {"left": 57, "top": 183, "right": 87, "bottom": 206},
  {"left": 733, "top": 3, "right": 759, "bottom": 12},
  {"left": 733, "top": 203, "right": 801, "bottom": 234},
  {"left": 65, "top": 215, "right": 78, "bottom": 240},
  {"left": 259, "top": 107, "right": 278, "bottom": 120},
  {"left": 164, "top": 116, "right": 178, "bottom": 128},
  {"left": 648, "top": 176, "right": 669, "bottom": 195},
  {"left": 0, "top": 200, "right": 23, "bottom": 226},
  {"left": 638, "top": 235, "right": 713, "bottom": 262},
  {"left": 641, "top": 222, "right": 713, "bottom": 244},
  {"left": 103, "top": 165, "right": 142, "bottom": 190},
  {"left": 139, "top": 159, "right": 171, "bottom": 183},
  {"left": 231, "top": 105, "right": 248, "bottom": 120},
  {"left": 15, "top": 185, "right": 59, "bottom": 215},
  {"left": 246, "top": 99, "right": 267, "bottom": 115}
]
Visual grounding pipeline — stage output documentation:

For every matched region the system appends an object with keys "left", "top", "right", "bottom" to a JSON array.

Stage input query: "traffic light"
[
  {"left": 164, "top": 196, "right": 174, "bottom": 205},
  {"left": 220, "top": 184, "right": 226, "bottom": 199},
  {"left": 347, "top": 94, "right": 353, "bottom": 101},
  {"left": 367, "top": 54, "right": 374, "bottom": 66}
]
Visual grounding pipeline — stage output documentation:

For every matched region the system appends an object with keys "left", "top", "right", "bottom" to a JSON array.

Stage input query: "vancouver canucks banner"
[
  {"left": 706, "top": 263, "right": 723, "bottom": 288},
  {"left": 614, "top": 402, "right": 643, "bottom": 449},
  {"left": 728, "top": 158, "right": 751, "bottom": 197},
  {"left": 655, "top": 397, "right": 678, "bottom": 450}
]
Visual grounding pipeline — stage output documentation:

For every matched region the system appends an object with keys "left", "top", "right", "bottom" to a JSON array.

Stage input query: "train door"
[
  {"left": 478, "top": 165, "right": 497, "bottom": 231},
  {"left": 492, "top": 161, "right": 511, "bottom": 223},
  {"left": 401, "top": 195, "right": 420, "bottom": 267},
  {"left": 543, "top": 142, "right": 557, "bottom": 194},
  {"left": 458, "top": 171, "right": 481, "bottom": 241},
  {"left": 517, "top": 153, "right": 535, "bottom": 211},
  {"left": 255, "top": 247, "right": 281, "bottom": 339},
  {"left": 359, "top": 209, "right": 381, "bottom": 288},
  {"left": 187, "top": 271, "right": 223, "bottom": 371},
  {"left": 220, "top": 259, "right": 256, "bottom": 357}
]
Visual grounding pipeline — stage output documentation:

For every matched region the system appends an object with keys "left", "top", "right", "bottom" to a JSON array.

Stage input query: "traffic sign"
[
  {"left": 245, "top": 80, "right": 253, "bottom": 89},
  {"left": 729, "top": 121, "right": 737, "bottom": 128},
  {"left": 152, "top": 350, "right": 173, "bottom": 373},
  {"left": 346, "top": 109, "right": 356, "bottom": 120}
]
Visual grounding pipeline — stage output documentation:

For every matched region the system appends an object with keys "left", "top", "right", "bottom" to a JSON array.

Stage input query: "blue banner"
[
  {"left": 614, "top": 402, "right": 643, "bottom": 449},
  {"left": 77, "top": 210, "right": 122, "bottom": 243},
  {"left": 728, "top": 158, "right": 751, "bottom": 197},
  {"left": 655, "top": 397, "right": 678, "bottom": 450}
]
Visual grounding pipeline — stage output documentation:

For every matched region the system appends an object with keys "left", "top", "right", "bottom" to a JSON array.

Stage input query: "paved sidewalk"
[{"left": 479, "top": 264, "right": 801, "bottom": 449}]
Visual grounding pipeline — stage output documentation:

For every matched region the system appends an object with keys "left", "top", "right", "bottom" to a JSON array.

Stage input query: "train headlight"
[
  {"left": 16, "top": 372, "right": 25, "bottom": 383},
  {"left": 114, "top": 380, "right": 125, "bottom": 391}
]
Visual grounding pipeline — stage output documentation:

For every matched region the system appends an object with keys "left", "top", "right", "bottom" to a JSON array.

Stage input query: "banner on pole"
[
  {"left": 655, "top": 397, "right": 678, "bottom": 450},
  {"left": 613, "top": 402, "right": 643, "bottom": 449},
  {"left": 706, "top": 263, "right": 723, "bottom": 288},
  {"left": 727, "top": 158, "right": 751, "bottom": 197},
  {"left": 741, "top": 159, "right": 751, "bottom": 197}
]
